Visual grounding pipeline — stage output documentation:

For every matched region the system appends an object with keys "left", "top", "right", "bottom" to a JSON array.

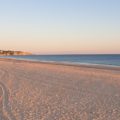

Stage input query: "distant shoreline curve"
[{"left": 0, "top": 58, "right": 120, "bottom": 71}]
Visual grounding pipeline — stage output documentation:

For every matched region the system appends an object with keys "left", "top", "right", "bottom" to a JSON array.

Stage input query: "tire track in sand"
[{"left": 0, "top": 68, "right": 16, "bottom": 120}]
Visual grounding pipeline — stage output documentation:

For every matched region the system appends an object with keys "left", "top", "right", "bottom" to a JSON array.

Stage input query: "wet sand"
[{"left": 0, "top": 58, "right": 120, "bottom": 120}]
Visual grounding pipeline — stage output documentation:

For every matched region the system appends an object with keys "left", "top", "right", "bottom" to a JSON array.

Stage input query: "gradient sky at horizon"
[{"left": 0, "top": 0, "right": 120, "bottom": 54}]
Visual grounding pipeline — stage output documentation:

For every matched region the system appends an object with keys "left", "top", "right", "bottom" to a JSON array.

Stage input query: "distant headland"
[{"left": 0, "top": 50, "right": 32, "bottom": 56}]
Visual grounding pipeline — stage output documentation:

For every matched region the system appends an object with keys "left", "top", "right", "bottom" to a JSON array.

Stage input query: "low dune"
[{"left": 0, "top": 59, "right": 120, "bottom": 120}]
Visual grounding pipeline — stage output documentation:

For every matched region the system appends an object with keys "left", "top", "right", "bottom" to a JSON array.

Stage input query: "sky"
[{"left": 0, "top": 0, "right": 120, "bottom": 54}]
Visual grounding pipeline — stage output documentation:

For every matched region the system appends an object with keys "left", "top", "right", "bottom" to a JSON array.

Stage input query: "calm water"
[{"left": 0, "top": 54, "right": 120, "bottom": 66}]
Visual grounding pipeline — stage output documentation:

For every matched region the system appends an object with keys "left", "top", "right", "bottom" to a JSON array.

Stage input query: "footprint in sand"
[{"left": 0, "top": 82, "right": 16, "bottom": 120}]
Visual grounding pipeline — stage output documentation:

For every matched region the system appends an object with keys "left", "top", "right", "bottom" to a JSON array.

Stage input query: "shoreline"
[
  {"left": 0, "top": 57, "right": 120, "bottom": 119},
  {"left": 0, "top": 58, "right": 120, "bottom": 71}
]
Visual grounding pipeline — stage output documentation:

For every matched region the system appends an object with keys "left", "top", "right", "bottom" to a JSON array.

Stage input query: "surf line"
[{"left": 0, "top": 82, "right": 16, "bottom": 120}]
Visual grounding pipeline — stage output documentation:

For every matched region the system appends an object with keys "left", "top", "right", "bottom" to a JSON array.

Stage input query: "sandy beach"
[{"left": 0, "top": 59, "right": 120, "bottom": 120}]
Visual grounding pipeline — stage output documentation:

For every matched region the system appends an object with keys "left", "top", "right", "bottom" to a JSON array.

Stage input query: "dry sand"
[{"left": 0, "top": 58, "right": 120, "bottom": 120}]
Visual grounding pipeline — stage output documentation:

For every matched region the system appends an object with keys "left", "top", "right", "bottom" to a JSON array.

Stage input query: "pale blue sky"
[{"left": 0, "top": 0, "right": 120, "bottom": 54}]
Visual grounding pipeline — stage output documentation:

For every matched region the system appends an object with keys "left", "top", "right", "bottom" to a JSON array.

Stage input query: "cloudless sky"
[{"left": 0, "top": 0, "right": 120, "bottom": 54}]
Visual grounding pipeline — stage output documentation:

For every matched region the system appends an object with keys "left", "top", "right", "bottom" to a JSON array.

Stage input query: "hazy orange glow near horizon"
[{"left": 0, "top": 0, "right": 120, "bottom": 54}]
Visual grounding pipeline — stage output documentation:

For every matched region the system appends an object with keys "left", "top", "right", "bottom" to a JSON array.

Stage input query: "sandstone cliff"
[{"left": 0, "top": 50, "right": 32, "bottom": 56}]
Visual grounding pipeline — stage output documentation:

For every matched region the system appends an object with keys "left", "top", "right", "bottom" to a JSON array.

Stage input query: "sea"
[{"left": 0, "top": 54, "right": 120, "bottom": 67}]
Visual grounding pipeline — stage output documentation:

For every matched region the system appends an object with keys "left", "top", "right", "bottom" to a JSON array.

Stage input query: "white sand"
[{"left": 0, "top": 59, "right": 120, "bottom": 120}]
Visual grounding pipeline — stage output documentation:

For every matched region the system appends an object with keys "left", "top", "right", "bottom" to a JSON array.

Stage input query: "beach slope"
[{"left": 0, "top": 59, "right": 120, "bottom": 120}]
